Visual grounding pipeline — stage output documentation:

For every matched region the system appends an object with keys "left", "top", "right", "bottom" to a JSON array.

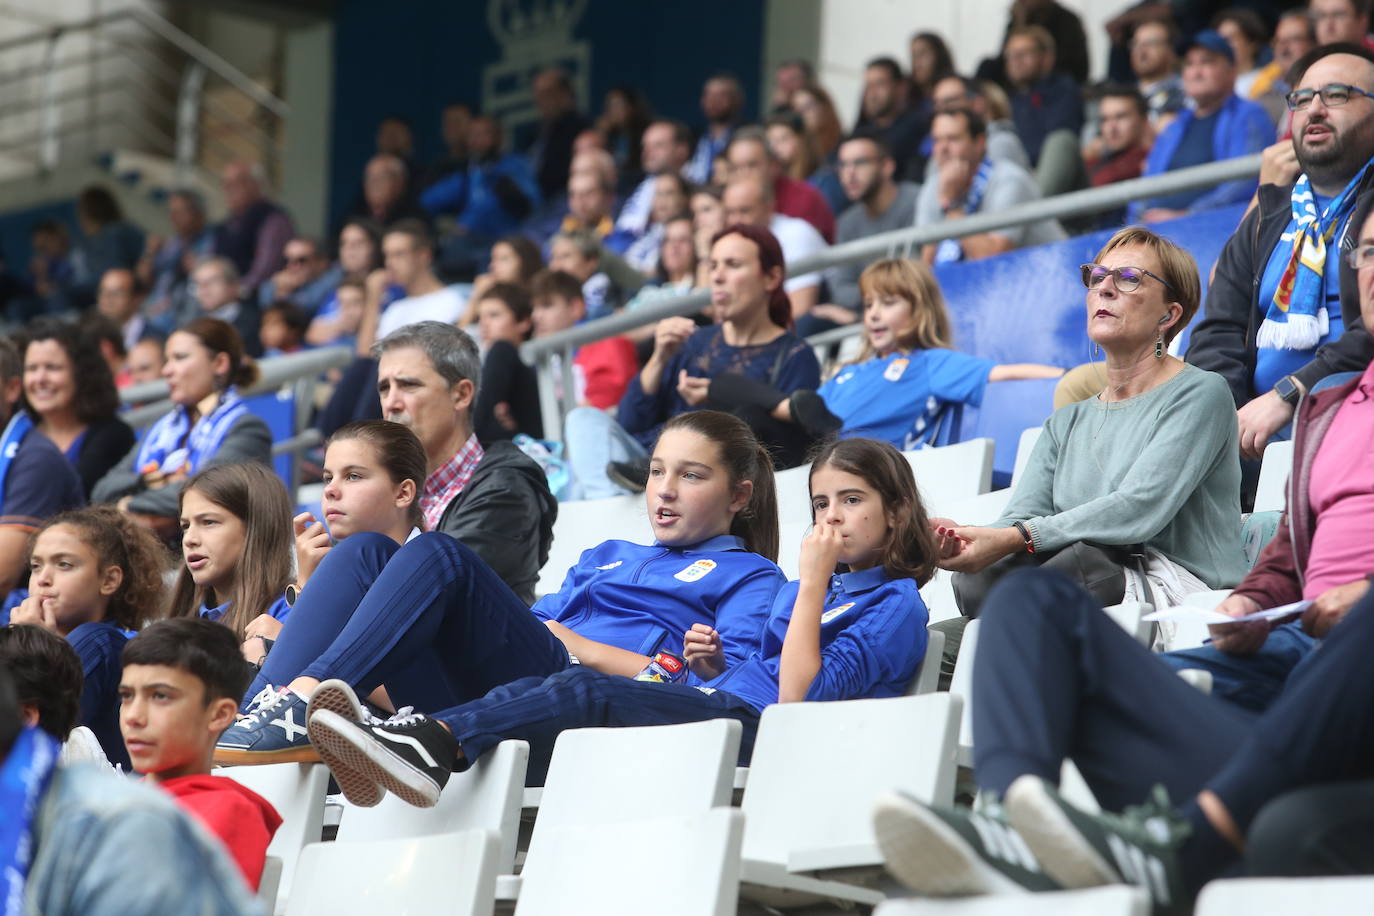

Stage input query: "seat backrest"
[
  {"left": 739, "top": 694, "right": 960, "bottom": 868},
  {"left": 1011, "top": 427, "right": 1043, "bottom": 487},
  {"left": 523, "top": 719, "right": 741, "bottom": 874},
  {"left": 243, "top": 388, "right": 297, "bottom": 488},
  {"left": 775, "top": 461, "right": 816, "bottom": 527},
  {"left": 516, "top": 808, "right": 744, "bottom": 916},
  {"left": 1254, "top": 440, "right": 1293, "bottom": 513},
  {"left": 535, "top": 493, "right": 646, "bottom": 596},
  {"left": 220, "top": 762, "right": 329, "bottom": 914},
  {"left": 334, "top": 739, "right": 528, "bottom": 874},
  {"left": 969, "top": 380, "right": 1058, "bottom": 489},
  {"left": 1195, "top": 876, "right": 1374, "bottom": 915},
  {"left": 1307, "top": 371, "right": 1361, "bottom": 395},
  {"left": 777, "top": 518, "right": 810, "bottom": 580},
  {"left": 906, "top": 438, "right": 994, "bottom": 517},
  {"left": 948, "top": 618, "right": 981, "bottom": 756},
  {"left": 907, "top": 627, "right": 945, "bottom": 696},
  {"left": 875, "top": 884, "right": 1149, "bottom": 914},
  {"left": 286, "top": 829, "right": 499, "bottom": 916}
]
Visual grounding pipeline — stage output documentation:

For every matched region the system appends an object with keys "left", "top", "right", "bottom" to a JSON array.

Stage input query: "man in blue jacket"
[{"left": 1130, "top": 30, "right": 1274, "bottom": 223}]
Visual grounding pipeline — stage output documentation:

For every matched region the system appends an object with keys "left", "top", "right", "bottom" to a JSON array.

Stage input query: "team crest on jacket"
[
  {"left": 674, "top": 559, "right": 718, "bottom": 582},
  {"left": 883, "top": 358, "right": 909, "bottom": 381},
  {"left": 821, "top": 602, "right": 855, "bottom": 624},
  {"left": 596, "top": 560, "right": 623, "bottom": 571}
]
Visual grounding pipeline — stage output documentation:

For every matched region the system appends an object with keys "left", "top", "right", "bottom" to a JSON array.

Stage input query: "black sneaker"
[
  {"left": 788, "top": 389, "right": 842, "bottom": 438},
  {"left": 873, "top": 790, "right": 1061, "bottom": 896},
  {"left": 307, "top": 707, "right": 461, "bottom": 808},
  {"left": 606, "top": 458, "right": 649, "bottom": 492},
  {"left": 1006, "top": 776, "right": 1190, "bottom": 911}
]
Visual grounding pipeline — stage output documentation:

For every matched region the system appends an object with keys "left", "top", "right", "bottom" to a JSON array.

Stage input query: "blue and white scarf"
[
  {"left": 935, "top": 158, "right": 995, "bottom": 265},
  {"left": 0, "top": 726, "right": 60, "bottom": 916},
  {"left": 134, "top": 388, "right": 248, "bottom": 476},
  {"left": 1259, "top": 163, "right": 1372, "bottom": 350},
  {"left": 0, "top": 412, "right": 33, "bottom": 508}
]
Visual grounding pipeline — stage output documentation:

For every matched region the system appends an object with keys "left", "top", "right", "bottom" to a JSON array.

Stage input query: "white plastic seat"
[
  {"left": 1195, "top": 876, "right": 1374, "bottom": 914},
  {"left": 536, "top": 493, "right": 646, "bottom": 597},
  {"left": 1253, "top": 439, "right": 1293, "bottom": 513},
  {"left": 906, "top": 438, "right": 995, "bottom": 518},
  {"left": 516, "top": 808, "right": 745, "bottom": 916},
  {"left": 737, "top": 694, "right": 962, "bottom": 907},
  {"left": 909, "top": 627, "right": 945, "bottom": 696},
  {"left": 876, "top": 885, "right": 1149, "bottom": 914},
  {"left": 1012, "top": 426, "right": 1043, "bottom": 486},
  {"left": 334, "top": 739, "right": 528, "bottom": 875},
  {"left": 220, "top": 762, "right": 329, "bottom": 914},
  {"left": 286, "top": 829, "right": 499, "bottom": 916}
]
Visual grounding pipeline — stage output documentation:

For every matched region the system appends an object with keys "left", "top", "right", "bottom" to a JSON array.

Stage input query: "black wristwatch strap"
[{"left": 1274, "top": 375, "right": 1301, "bottom": 405}]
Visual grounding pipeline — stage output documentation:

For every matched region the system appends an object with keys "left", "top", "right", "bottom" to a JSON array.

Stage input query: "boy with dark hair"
[
  {"left": 120, "top": 618, "right": 281, "bottom": 890},
  {"left": 472, "top": 282, "right": 543, "bottom": 442},
  {"left": 529, "top": 268, "right": 637, "bottom": 410},
  {"left": 260, "top": 300, "right": 310, "bottom": 356},
  {"left": 0, "top": 624, "right": 103, "bottom": 764}
]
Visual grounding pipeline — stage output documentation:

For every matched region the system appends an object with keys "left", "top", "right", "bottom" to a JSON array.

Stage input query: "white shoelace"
[{"left": 238, "top": 686, "right": 288, "bottom": 726}]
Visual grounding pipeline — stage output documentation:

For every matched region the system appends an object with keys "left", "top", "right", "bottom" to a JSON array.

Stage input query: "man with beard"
[{"left": 1188, "top": 45, "right": 1374, "bottom": 463}]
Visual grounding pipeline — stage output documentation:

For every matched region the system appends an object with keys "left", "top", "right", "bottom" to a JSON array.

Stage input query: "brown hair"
[
  {"left": 476, "top": 282, "right": 534, "bottom": 327},
  {"left": 326, "top": 420, "right": 426, "bottom": 530},
  {"left": 660, "top": 410, "right": 779, "bottom": 563},
  {"left": 808, "top": 437, "right": 938, "bottom": 586},
  {"left": 493, "top": 234, "right": 545, "bottom": 283},
  {"left": 169, "top": 463, "right": 293, "bottom": 640},
  {"left": 0, "top": 625, "right": 84, "bottom": 740},
  {"left": 177, "top": 317, "right": 259, "bottom": 389},
  {"left": 530, "top": 269, "right": 585, "bottom": 304},
  {"left": 711, "top": 224, "right": 792, "bottom": 330},
  {"left": 1093, "top": 226, "right": 1201, "bottom": 344},
  {"left": 34, "top": 506, "right": 170, "bottom": 631},
  {"left": 792, "top": 83, "right": 844, "bottom": 158},
  {"left": 854, "top": 259, "right": 953, "bottom": 362}
]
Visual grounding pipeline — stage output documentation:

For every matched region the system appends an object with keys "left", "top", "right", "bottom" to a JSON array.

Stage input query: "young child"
[
  {"left": 472, "top": 282, "right": 543, "bottom": 442},
  {"left": 119, "top": 618, "right": 282, "bottom": 890},
  {"left": 216, "top": 410, "right": 787, "bottom": 767},
  {"left": 530, "top": 268, "right": 638, "bottom": 410},
  {"left": 8, "top": 507, "right": 169, "bottom": 768},
  {"left": 259, "top": 302, "right": 309, "bottom": 357},
  {"left": 0, "top": 623, "right": 106, "bottom": 765},
  {"left": 304, "top": 436, "right": 934, "bottom": 808},
  {"left": 168, "top": 463, "right": 294, "bottom": 662},
  {"left": 715, "top": 258, "right": 1064, "bottom": 450}
]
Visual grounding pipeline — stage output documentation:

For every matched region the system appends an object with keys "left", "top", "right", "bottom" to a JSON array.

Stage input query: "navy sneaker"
[
  {"left": 307, "top": 707, "right": 460, "bottom": 808},
  {"left": 215, "top": 686, "right": 318, "bottom": 765},
  {"left": 874, "top": 790, "right": 1061, "bottom": 896},
  {"left": 1006, "top": 776, "right": 1190, "bottom": 912},
  {"left": 305, "top": 680, "right": 382, "bottom": 806}
]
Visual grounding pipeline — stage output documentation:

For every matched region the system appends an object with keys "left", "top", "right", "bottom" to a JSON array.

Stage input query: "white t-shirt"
[
  {"left": 769, "top": 213, "right": 828, "bottom": 294},
  {"left": 376, "top": 286, "right": 466, "bottom": 339}
]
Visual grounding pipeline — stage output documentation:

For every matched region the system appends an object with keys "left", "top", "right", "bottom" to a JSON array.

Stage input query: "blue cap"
[{"left": 1188, "top": 29, "right": 1235, "bottom": 64}]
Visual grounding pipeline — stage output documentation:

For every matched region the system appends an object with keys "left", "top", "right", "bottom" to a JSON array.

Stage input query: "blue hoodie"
[{"left": 533, "top": 534, "right": 784, "bottom": 665}]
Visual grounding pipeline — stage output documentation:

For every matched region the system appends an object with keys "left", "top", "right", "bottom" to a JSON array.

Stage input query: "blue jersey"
[
  {"left": 819, "top": 349, "right": 995, "bottom": 449},
  {"left": 533, "top": 534, "right": 785, "bottom": 666},
  {"left": 199, "top": 593, "right": 293, "bottom": 626},
  {"left": 698, "top": 565, "right": 929, "bottom": 712}
]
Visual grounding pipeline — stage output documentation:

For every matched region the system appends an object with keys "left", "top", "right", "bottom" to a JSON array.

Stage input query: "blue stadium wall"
[{"left": 329, "top": 0, "right": 767, "bottom": 228}]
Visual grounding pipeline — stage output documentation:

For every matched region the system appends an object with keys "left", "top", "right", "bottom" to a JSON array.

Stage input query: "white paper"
[{"left": 1142, "top": 599, "right": 1311, "bottom": 625}]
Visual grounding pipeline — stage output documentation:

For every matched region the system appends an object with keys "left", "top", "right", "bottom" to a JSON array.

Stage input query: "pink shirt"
[{"left": 1303, "top": 362, "right": 1374, "bottom": 599}]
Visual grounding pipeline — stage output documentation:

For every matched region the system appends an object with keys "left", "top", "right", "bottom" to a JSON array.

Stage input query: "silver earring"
[{"left": 1092, "top": 342, "right": 1102, "bottom": 359}]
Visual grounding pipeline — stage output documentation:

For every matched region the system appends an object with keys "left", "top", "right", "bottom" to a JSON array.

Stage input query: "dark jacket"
[
  {"left": 436, "top": 439, "right": 557, "bottom": 606},
  {"left": 1186, "top": 178, "right": 1374, "bottom": 406},
  {"left": 73, "top": 416, "right": 136, "bottom": 499}
]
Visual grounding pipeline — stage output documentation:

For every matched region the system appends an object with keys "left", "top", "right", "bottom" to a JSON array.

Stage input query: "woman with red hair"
[{"left": 564, "top": 224, "right": 821, "bottom": 498}]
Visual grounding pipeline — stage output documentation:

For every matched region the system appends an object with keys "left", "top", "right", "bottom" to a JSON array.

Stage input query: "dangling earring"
[
  {"left": 1092, "top": 341, "right": 1101, "bottom": 359},
  {"left": 1154, "top": 334, "right": 1165, "bottom": 359}
]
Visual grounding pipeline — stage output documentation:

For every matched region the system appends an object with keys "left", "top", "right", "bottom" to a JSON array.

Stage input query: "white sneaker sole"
[
  {"left": 873, "top": 792, "right": 1028, "bottom": 897},
  {"left": 307, "top": 679, "right": 367, "bottom": 724},
  {"left": 1006, "top": 776, "right": 1119, "bottom": 889},
  {"left": 308, "top": 709, "right": 441, "bottom": 809}
]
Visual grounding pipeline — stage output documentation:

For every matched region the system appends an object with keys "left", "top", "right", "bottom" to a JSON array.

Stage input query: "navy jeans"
[
  {"left": 242, "top": 532, "right": 570, "bottom": 714},
  {"left": 1158, "top": 620, "right": 1316, "bottom": 713}
]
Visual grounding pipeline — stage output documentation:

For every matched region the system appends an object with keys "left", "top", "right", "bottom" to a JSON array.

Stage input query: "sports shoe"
[
  {"left": 305, "top": 680, "right": 382, "bottom": 807},
  {"left": 873, "top": 790, "right": 1061, "bottom": 896},
  {"left": 788, "top": 389, "right": 842, "bottom": 438},
  {"left": 1006, "top": 776, "right": 1190, "bottom": 911},
  {"left": 606, "top": 458, "right": 649, "bottom": 492},
  {"left": 307, "top": 707, "right": 461, "bottom": 808},
  {"left": 215, "top": 686, "right": 318, "bottom": 765}
]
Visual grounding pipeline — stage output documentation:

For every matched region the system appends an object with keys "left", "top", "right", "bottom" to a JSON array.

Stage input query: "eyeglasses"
[
  {"left": 1345, "top": 244, "right": 1374, "bottom": 270},
  {"left": 1285, "top": 83, "right": 1374, "bottom": 111},
  {"left": 1080, "top": 263, "right": 1175, "bottom": 294}
]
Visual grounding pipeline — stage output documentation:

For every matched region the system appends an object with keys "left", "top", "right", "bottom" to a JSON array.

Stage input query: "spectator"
[
  {"left": 79, "top": 313, "right": 128, "bottom": 385},
  {"left": 138, "top": 189, "right": 214, "bottom": 331},
  {"left": 623, "top": 172, "right": 692, "bottom": 275},
  {"left": 722, "top": 177, "right": 828, "bottom": 322},
  {"left": 126, "top": 336, "right": 165, "bottom": 387},
  {"left": 1309, "top": 0, "right": 1374, "bottom": 48},
  {"left": 930, "top": 75, "right": 1031, "bottom": 168},
  {"left": 560, "top": 169, "right": 631, "bottom": 251},
  {"left": 256, "top": 236, "right": 342, "bottom": 315},
  {"left": 419, "top": 101, "right": 472, "bottom": 190},
  {"left": 594, "top": 85, "right": 653, "bottom": 180},
  {"left": 259, "top": 302, "right": 309, "bottom": 357},
  {"left": 1130, "top": 30, "right": 1274, "bottom": 223},
  {"left": 622, "top": 214, "right": 703, "bottom": 345},
  {"left": 821, "top": 133, "right": 922, "bottom": 321},
  {"left": 360, "top": 220, "right": 464, "bottom": 355},
  {"left": 1085, "top": 86, "right": 1151, "bottom": 190},
  {"left": 767, "top": 110, "right": 846, "bottom": 218},
  {"left": 94, "top": 267, "right": 147, "bottom": 354},
  {"left": 527, "top": 68, "right": 591, "bottom": 203},
  {"left": 548, "top": 229, "right": 636, "bottom": 320},
  {"left": 464, "top": 234, "right": 545, "bottom": 326},
  {"left": 770, "top": 58, "right": 815, "bottom": 112},
  {"left": 0, "top": 623, "right": 106, "bottom": 765},
  {"left": 419, "top": 114, "right": 538, "bottom": 248},
  {"left": 532, "top": 269, "right": 639, "bottom": 410},
  {"left": 616, "top": 119, "right": 694, "bottom": 239},
  {"left": 1188, "top": 45, "right": 1374, "bottom": 463},
  {"left": 71, "top": 186, "right": 144, "bottom": 309},
  {"left": 375, "top": 114, "right": 415, "bottom": 164},
  {"left": 22, "top": 319, "right": 134, "bottom": 498},
  {"left": 726, "top": 126, "right": 836, "bottom": 242},
  {"left": 917, "top": 108, "right": 1066, "bottom": 265},
  {"left": 980, "top": 0, "right": 1091, "bottom": 87},
  {"left": 1131, "top": 17, "right": 1187, "bottom": 127},
  {"left": 1248, "top": 9, "right": 1317, "bottom": 123},
  {"left": 1214, "top": 8, "right": 1273, "bottom": 99},
  {"left": 854, "top": 56, "right": 928, "bottom": 180},
  {"left": 686, "top": 73, "right": 746, "bottom": 185},
  {"left": 27, "top": 220, "right": 77, "bottom": 315},
  {"left": 471, "top": 283, "right": 541, "bottom": 443},
  {"left": 691, "top": 186, "right": 728, "bottom": 285},
  {"left": 182, "top": 257, "right": 262, "bottom": 357},
  {"left": 1005, "top": 25, "right": 1085, "bottom": 196},
  {"left": 0, "top": 337, "right": 85, "bottom": 595},
  {"left": 212, "top": 161, "right": 294, "bottom": 296},
  {"left": 791, "top": 82, "right": 845, "bottom": 161},
  {"left": 350, "top": 153, "right": 431, "bottom": 229},
  {"left": 306, "top": 219, "right": 392, "bottom": 348},
  {"left": 909, "top": 31, "right": 957, "bottom": 119}
]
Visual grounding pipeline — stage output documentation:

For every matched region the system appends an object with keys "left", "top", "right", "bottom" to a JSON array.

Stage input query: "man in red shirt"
[{"left": 725, "top": 127, "right": 836, "bottom": 242}]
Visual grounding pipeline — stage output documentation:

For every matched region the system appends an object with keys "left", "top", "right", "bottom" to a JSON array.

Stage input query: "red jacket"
[
  {"left": 774, "top": 174, "right": 835, "bottom": 242},
  {"left": 1232, "top": 377, "right": 1361, "bottom": 608},
  {"left": 576, "top": 336, "right": 639, "bottom": 410},
  {"left": 161, "top": 774, "right": 282, "bottom": 890}
]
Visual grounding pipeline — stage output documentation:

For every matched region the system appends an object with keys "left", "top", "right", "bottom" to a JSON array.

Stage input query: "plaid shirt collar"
[{"left": 421, "top": 434, "right": 484, "bottom": 531}]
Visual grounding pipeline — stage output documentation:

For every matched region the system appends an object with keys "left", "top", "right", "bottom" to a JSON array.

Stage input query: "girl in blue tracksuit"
[
  {"left": 216, "top": 409, "right": 787, "bottom": 764},
  {"left": 303, "top": 436, "right": 937, "bottom": 806},
  {"left": 7, "top": 506, "right": 168, "bottom": 768}
]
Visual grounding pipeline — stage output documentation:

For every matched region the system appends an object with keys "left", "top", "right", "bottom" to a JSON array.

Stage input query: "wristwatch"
[{"left": 1273, "top": 375, "right": 1302, "bottom": 405}]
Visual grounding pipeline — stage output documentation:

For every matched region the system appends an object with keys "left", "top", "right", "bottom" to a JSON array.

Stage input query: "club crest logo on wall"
[{"left": 483, "top": 0, "right": 591, "bottom": 142}]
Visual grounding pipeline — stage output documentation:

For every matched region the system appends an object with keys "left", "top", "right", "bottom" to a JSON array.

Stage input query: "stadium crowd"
[{"left": 4, "top": 1, "right": 1374, "bottom": 912}]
